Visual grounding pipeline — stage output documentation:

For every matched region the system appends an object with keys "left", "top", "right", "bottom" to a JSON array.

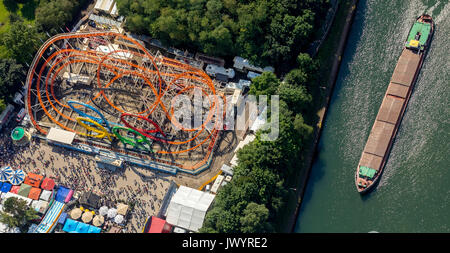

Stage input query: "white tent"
[
  {"left": 165, "top": 186, "right": 215, "bottom": 232},
  {"left": 99, "top": 206, "right": 109, "bottom": 216},
  {"left": 39, "top": 190, "right": 52, "bottom": 201},
  {"left": 114, "top": 214, "right": 124, "bottom": 224},
  {"left": 107, "top": 208, "right": 117, "bottom": 219}
]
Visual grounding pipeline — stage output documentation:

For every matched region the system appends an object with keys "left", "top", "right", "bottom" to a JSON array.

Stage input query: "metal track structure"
[{"left": 25, "top": 31, "right": 223, "bottom": 173}]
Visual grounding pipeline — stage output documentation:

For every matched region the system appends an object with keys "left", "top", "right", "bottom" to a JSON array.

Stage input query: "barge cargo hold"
[{"left": 355, "top": 14, "right": 434, "bottom": 193}]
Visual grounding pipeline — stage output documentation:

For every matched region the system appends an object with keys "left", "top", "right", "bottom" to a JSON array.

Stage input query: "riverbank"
[{"left": 276, "top": 0, "right": 359, "bottom": 232}]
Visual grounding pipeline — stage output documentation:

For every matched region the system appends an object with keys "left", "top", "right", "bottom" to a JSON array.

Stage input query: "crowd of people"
[{"left": 0, "top": 126, "right": 171, "bottom": 233}]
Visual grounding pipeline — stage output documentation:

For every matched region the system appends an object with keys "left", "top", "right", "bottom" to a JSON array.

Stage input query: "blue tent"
[
  {"left": 55, "top": 186, "right": 70, "bottom": 203},
  {"left": 0, "top": 182, "right": 3, "bottom": 189},
  {"left": 88, "top": 225, "right": 101, "bottom": 233},
  {"left": 1, "top": 182, "right": 12, "bottom": 193},
  {"left": 75, "top": 222, "right": 90, "bottom": 233},
  {"left": 62, "top": 218, "right": 79, "bottom": 233},
  {"left": 8, "top": 169, "right": 25, "bottom": 185},
  {"left": 58, "top": 212, "right": 68, "bottom": 225}
]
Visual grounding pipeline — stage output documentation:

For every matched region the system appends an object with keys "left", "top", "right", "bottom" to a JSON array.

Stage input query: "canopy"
[
  {"left": 39, "top": 190, "right": 52, "bottom": 201},
  {"left": 18, "top": 184, "right": 32, "bottom": 197},
  {"left": 92, "top": 215, "right": 105, "bottom": 227},
  {"left": 99, "top": 206, "right": 108, "bottom": 216},
  {"left": 24, "top": 173, "right": 43, "bottom": 188},
  {"left": 41, "top": 178, "right": 55, "bottom": 191},
  {"left": 75, "top": 222, "right": 90, "bottom": 233},
  {"left": 114, "top": 214, "right": 124, "bottom": 224},
  {"left": 58, "top": 212, "right": 68, "bottom": 225},
  {"left": 70, "top": 208, "right": 82, "bottom": 220},
  {"left": 87, "top": 225, "right": 101, "bottom": 233},
  {"left": 37, "top": 200, "right": 49, "bottom": 214},
  {"left": 146, "top": 216, "right": 171, "bottom": 233},
  {"left": 64, "top": 189, "right": 74, "bottom": 203},
  {"left": 0, "top": 183, "right": 12, "bottom": 193},
  {"left": 117, "top": 203, "right": 129, "bottom": 216},
  {"left": 10, "top": 185, "right": 20, "bottom": 194},
  {"left": 81, "top": 211, "right": 93, "bottom": 223},
  {"left": 11, "top": 127, "right": 25, "bottom": 141},
  {"left": 107, "top": 208, "right": 117, "bottom": 219},
  {"left": 62, "top": 218, "right": 78, "bottom": 233},
  {"left": 55, "top": 186, "right": 71, "bottom": 203},
  {"left": 28, "top": 187, "right": 42, "bottom": 200},
  {"left": 0, "top": 167, "right": 13, "bottom": 182},
  {"left": 8, "top": 169, "right": 25, "bottom": 185}
]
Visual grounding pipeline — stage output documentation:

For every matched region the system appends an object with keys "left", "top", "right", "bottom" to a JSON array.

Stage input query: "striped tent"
[
  {"left": 34, "top": 201, "right": 65, "bottom": 233},
  {"left": 0, "top": 167, "right": 13, "bottom": 182},
  {"left": 9, "top": 169, "right": 26, "bottom": 185}
]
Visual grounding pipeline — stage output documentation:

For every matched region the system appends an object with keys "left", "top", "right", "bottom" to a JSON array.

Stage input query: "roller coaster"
[{"left": 25, "top": 31, "right": 225, "bottom": 173}]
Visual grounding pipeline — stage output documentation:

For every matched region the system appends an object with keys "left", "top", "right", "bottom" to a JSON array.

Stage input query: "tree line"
[
  {"left": 200, "top": 54, "right": 318, "bottom": 232},
  {"left": 0, "top": 0, "right": 88, "bottom": 111},
  {"left": 116, "top": 0, "right": 329, "bottom": 70}
]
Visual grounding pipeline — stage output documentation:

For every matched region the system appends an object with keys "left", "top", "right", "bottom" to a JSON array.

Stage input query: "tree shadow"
[
  {"left": 20, "top": 0, "right": 38, "bottom": 21},
  {"left": 3, "top": 0, "right": 19, "bottom": 13}
]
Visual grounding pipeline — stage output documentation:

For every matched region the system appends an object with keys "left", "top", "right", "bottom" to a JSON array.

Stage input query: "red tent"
[
  {"left": 10, "top": 185, "right": 20, "bottom": 194},
  {"left": 24, "top": 173, "right": 43, "bottom": 188},
  {"left": 146, "top": 216, "right": 172, "bottom": 233},
  {"left": 28, "top": 187, "right": 42, "bottom": 200},
  {"left": 41, "top": 178, "right": 55, "bottom": 191}
]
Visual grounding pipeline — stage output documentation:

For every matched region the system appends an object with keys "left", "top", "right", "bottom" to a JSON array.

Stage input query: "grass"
[
  {"left": 274, "top": 0, "right": 355, "bottom": 232},
  {"left": 0, "top": 0, "right": 38, "bottom": 34}
]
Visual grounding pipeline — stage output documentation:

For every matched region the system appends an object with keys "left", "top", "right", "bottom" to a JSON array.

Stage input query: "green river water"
[{"left": 295, "top": 0, "right": 450, "bottom": 232}]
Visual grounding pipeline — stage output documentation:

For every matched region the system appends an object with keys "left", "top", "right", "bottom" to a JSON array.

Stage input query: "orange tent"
[
  {"left": 28, "top": 187, "right": 42, "bottom": 200},
  {"left": 24, "top": 173, "right": 43, "bottom": 188}
]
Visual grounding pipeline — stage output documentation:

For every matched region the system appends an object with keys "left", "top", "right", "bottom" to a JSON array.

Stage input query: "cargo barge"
[{"left": 355, "top": 14, "right": 434, "bottom": 193}]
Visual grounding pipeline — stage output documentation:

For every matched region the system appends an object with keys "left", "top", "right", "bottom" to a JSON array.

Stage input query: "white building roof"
[
  {"left": 95, "top": 0, "right": 115, "bottom": 13},
  {"left": 165, "top": 186, "right": 215, "bottom": 232},
  {"left": 205, "top": 64, "right": 235, "bottom": 79},
  {"left": 233, "top": 56, "right": 274, "bottom": 73},
  {"left": 46, "top": 127, "right": 76, "bottom": 145}
]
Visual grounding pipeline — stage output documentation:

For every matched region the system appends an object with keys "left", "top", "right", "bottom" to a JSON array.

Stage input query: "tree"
[
  {"left": 249, "top": 72, "right": 280, "bottom": 97},
  {"left": 0, "top": 197, "right": 39, "bottom": 232},
  {"left": 0, "top": 21, "right": 41, "bottom": 64},
  {"left": 240, "top": 202, "right": 270, "bottom": 233},
  {"left": 0, "top": 58, "right": 26, "bottom": 101},
  {"left": 35, "top": 0, "right": 81, "bottom": 33},
  {"left": 278, "top": 82, "right": 312, "bottom": 114}
]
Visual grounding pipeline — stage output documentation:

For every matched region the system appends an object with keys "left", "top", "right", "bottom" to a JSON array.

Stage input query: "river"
[{"left": 295, "top": 0, "right": 450, "bottom": 233}]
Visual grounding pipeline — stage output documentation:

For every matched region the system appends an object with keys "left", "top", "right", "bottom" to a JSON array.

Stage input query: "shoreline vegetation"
[{"left": 283, "top": 0, "right": 360, "bottom": 232}]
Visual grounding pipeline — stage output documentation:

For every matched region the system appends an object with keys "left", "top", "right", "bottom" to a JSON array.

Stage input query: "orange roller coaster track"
[{"left": 25, "top": 31, "right": 225, "bottom": 172}]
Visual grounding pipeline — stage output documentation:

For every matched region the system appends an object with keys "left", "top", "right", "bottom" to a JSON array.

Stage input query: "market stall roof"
[
  {"left": 2, "top": 192, "right": 33, "bottom": 205},
  {"left": 24, "top": 173, "right": 43, "bottom": 188},
  {"left": 70, "top": 208, "right": 82, "bottom": 220},
  {"left": 1, "top": 183, "right": 12, "bottom": 193},
  {"left": 79, "top": 192, "right": 101, "bottom": 209},
  {"left": 10, "top": 185, "right": 19, "bottom": 194},
  {"left": 41, "top": 178, "right": 55, "bottom": 191},
  {"left": 75, "top": 222, "right": 90, "bottom": 233},
  {"left": 0, "top": 167, "right": 13, "bottom": 182},
  {"left": 28, "top": 187, "right": 42, "bottom": 200},
  {"left": 9, "top": 169, "right": 25, "bottom": 185},
  {"left": 62, "top": 218, "right": 78, "bottom": 233},
  {"left": 18, "top": 184, "right": 32, "bottom": 197},
  {"left": 88, "top": 225, "right": 101, "bottom": 233},
  {"left": 117, "top": 203, "right": 128, "bottom": 216},
  {"left": 146, "top": 216, "right": 171, "bottom": 233},
  {"left": 92, "top": 215, "right": 104, "bottom": 227},
  {"left": 46, "top": 128, "right": 76, "bottom": 145},
  {"left": 165, "top": 186, "right": 215, "bottom": 232},
  {"left": 58, "top": 212, "right": 68, "bottom": 225},
  {"left": 39, "top": 190, "right": 52, "bottom": 201},
  {"left": 55, "top": 186, "right": 71, "bottom": 203},
  {"left": 82, "top": 211, "right": 94, "bottom": 223}
]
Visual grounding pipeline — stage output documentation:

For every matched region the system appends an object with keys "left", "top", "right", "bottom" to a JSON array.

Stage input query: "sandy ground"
[{"left": 0, "top": 132, "right": 171, "bottom": 233}]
